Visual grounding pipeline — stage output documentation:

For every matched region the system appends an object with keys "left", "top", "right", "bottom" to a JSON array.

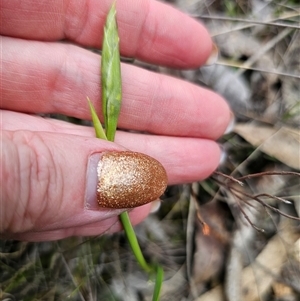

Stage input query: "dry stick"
[
  {"left": 212, "top": 174, "right": 300, "bottom": 232},
  {"left": 215, "top": 176, "right": 266, "bottom": 232},
  {"left": 194, "top": 13, "right": 300, "bottom": 30},
  {"left": 214, "top": 170, "right": 300, "bottom": 204},
  {"left": 254, "top": 193, "right": 292, "bottom": 204},
  {"left": 213, "top": 171, "right": 244, "bottom": 186},
  {"left": 236, "top": 171, "right": 300, "bottom": 181},
  {"left": 216, "top": 60, "right": 300, "bottom": 79},
  {"left": 228, "top": 185, "right": 300, "bottom": 221},
  {"left": 196, "top": 12, "right": 300, "bottom": 43},
  {"left": 230, "top": 191, "right": 267, "bottom": 232}
]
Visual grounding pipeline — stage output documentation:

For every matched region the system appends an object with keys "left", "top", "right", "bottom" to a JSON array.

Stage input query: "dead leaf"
[
  {"left": 272, "top": 282, "right": 294, "bottom": 300},
  {"left": 190, "top": 199, "right": 231, "bottom": 296},
  {"left": 196, "top": 228, "right": 299, "bottom": 301},
  {"left": 234, "top": 123, "right": 300, "bottom": 170},
  {"left": 241, "top": 226, "right": 299, "bottom": 301}
]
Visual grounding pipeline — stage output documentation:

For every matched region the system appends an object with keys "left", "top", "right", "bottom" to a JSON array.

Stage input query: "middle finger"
[{"left": 2, "top": 36, "right": 230, "bottom": 139}]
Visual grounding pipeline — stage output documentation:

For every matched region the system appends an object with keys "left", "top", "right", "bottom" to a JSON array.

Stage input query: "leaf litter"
[{"left": 1, "top": 1, "right": 299, "bottom": 300}]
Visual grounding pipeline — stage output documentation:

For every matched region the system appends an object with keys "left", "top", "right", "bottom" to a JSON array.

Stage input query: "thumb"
[{"left": 1, "top": 130, "right": 167, "bottom": 241}]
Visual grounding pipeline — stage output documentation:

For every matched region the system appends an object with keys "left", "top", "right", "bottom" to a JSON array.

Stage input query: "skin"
[{"left": 0, "top": 0, "right": 232, "bottom": 241}]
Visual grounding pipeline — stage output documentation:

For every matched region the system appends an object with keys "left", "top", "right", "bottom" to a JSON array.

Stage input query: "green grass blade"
[
  {"left": 97, "top": 4, "right": 164, "bottom": 299},
  {"left": 119, "top": 212, "right": 152, "bottom": 273},
  {"left": 101, "top": 2, "right": 122, "bottom": 141},
  {"left": 152, "top": 265, "right": 164, "bottom": 301},
  {"left": 87, "top": 97, "right": 107, "bottom": 140}
]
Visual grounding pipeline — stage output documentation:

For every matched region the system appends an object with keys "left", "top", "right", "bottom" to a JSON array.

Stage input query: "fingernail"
[
  {"left": 150, "top": 199, "right": 162, "bottom": 213},
  {"left": 224, "top": 111, "right": 235, "bottom": 134},
  {"left": 86, "top": 151, "right": 168, "bottom": 209},
  {"left": 85, "top": 153, "right": 101, "bottom": 210},
  {"left": 205, "top": 43, "right": 219, "bottom": 65},
  {"left": 218, "top": 145, "right": 227, "bottom": 165}
]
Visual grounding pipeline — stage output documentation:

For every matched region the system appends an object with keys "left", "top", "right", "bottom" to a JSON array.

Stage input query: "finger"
[
  {"left": 1, "top": 0, "right": 213, "bottom": 68},
  {"left": 2, "top": 110, "right": 222, "bottom": 184},
  {"left": 1, "top": 37, "right": 231, "bottom": 139},
  {"left": 1, "top": 129, "right": 128, "bottom": 237},
  {"left": 8, "top": 205, "right": 152, "bottom": 241}
]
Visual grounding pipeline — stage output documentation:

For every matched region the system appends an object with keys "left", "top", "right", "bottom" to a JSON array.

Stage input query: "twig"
[
  {"left": 236, "top": 171, "right": 300, "bottom": 181},
  {"left": 254, "top": 193, "right": 292, "bottom": 204},
  {"left": 211, "top": 171, "right": 300, "bottom": 232},
  {"left": 217, "top": 60, "right": 300, "bottom": 79},
  {"left": 228, "top": 185, "right": 300, "bottom": 221},
  {"left": 192, "top": 14, "right": 300, "bottom": 30},
  {"left": 213, "top": 171, "right": 244, "bottom": 186},
  {"left": 229, "top": 189, "right": 265, "bottom": 232}
]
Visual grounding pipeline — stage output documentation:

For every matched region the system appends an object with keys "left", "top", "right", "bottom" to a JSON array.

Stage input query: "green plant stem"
[
  {"left": 87, "top": 98, "right": 107, "bottom": 140},
  {"left": 88, "top": 4, "right": 164, "bottom": 300},
  {"left": 120, "top": 212, "right": 163, "bottom": 301},
  {"left": 119, "top": 211, "right": 153, "bottom": 273},
  {"left": 152, "top": 265, "right": 164, "bottom": 301},
  {"left": 88, "top": 104, "right": 163, "bottom": 300},
  {"left": 88, "top": 98, "right": 161, "bottom": 274}
]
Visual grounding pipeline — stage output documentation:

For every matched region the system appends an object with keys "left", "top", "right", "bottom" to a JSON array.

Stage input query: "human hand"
[{"left": 0, "top": 0, "right": 232, "bottom": 241}]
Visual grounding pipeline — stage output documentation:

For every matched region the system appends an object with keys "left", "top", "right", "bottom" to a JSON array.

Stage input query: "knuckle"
[{"left": 1, "top": 131, "right": 60, "bottom": 235}]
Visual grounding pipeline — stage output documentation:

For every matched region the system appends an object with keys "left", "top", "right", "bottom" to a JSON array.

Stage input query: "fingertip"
[
  {"left": 191, "top": 23, "right": 214, "bottom": 67},
  {"left": 202, "top": 92, "right": 233, "bottom": 139},
  {"left": 204, "top": 43, "right": 219, "bottom": 66},
  {"left": 224, "top": 111, "right": 236, "bottom": 135},
  {"left": 133, "top": 0, "right": 214, "bottom": 68}
]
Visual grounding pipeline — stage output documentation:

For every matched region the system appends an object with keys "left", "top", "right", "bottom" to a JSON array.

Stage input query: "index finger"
[{"left": 0, "top": 0, "right": 213, "bottom": 68}]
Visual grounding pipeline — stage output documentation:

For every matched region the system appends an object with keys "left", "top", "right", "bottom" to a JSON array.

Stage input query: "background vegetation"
[{"left": 1, "top": 0, "right": 299, "bottom": 300}]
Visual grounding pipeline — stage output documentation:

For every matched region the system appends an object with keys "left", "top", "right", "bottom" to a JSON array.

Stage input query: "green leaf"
[
  {"left": 87, "top": 97, "right": 107, "bottom": 140},
  {"left": 101, "top": 2, "right": 122, "bottom": 142},
  {"left": 152, "top": 265, "right": 164, "bottom": 301}
]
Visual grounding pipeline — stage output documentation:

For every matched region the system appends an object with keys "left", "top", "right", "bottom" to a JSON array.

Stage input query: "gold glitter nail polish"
[{"left": 97, "top": 151, "right": 168, "bottom": 208}]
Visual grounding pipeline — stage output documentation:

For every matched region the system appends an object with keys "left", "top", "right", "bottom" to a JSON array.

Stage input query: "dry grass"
[{"left": 1, "top": 0, "right": 299, "bottom": 300}]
